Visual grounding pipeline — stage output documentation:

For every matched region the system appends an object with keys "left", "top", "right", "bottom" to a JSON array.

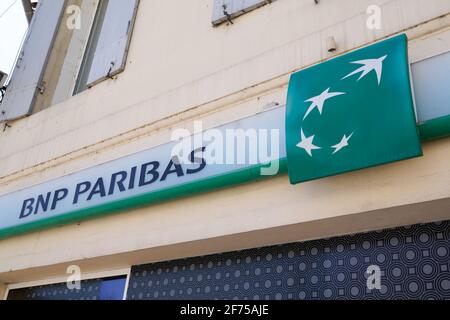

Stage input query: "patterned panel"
[
  {"left": 127, "top": 221, "right": 450, "bottom": 300},
  {"left": 8, "top": 279, "right": 102, "bottom": 300}
]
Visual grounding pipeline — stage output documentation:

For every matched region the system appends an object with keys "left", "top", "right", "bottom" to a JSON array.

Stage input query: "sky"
[{"left": 0, "top": 0, "right": 29, "bottom": 80}]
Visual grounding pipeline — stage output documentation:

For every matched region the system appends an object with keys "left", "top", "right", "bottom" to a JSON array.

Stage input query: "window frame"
[
  {"left": 409, "top": 30, "right": 450, "bottom": 141},
  {"left": 4, "top": 267, "right": 131, "bottom": 301},
  {"left": 33, "top": 0, "right": 101, "bottom": 112}
]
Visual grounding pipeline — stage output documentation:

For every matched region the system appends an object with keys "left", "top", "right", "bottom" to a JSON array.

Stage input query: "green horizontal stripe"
[{"left": 419, "top": 115, "right": 450, "bottom": 142}]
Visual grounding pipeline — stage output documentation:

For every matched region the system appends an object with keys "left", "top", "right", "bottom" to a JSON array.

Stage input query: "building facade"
[{"left": 0, "top": 0, "right": 449, "bottom": 300}]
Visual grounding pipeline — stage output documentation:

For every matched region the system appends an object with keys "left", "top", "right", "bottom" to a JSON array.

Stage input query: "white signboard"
[{"left": 0, "top": 106, "right": 286, "bottom": 238}]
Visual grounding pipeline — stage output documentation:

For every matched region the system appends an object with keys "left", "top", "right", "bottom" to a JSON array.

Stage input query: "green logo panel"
[{"left": 286, "top": 34, "right": 422, "bottom": 184}]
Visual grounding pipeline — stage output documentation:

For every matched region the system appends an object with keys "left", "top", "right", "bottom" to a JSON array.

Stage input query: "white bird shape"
[
  {"left": 342, "top": 55, "right": 387, "bottom": 85},
  {"left": 331, "top": 133, "right": 354, "bottom": 155},
  {"left": 303, "top": 88, "right": 346, "bottom": 120},
  {"left": 297, "top": 129, "right": 321, "bottom": 157}
]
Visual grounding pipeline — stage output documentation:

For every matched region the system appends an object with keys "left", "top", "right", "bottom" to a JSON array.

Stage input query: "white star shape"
[
  {"left": 297, "top": 129, "right": 321, "bottom": 157},
  {"left": 331, "top": 133, "right": 354, "bottom": 155},
  {"left": 303, "top": 88, "right": 346, "bottom": 120},
  {"left": 342, "top": 55, "right": 387, "bottom": 85}
]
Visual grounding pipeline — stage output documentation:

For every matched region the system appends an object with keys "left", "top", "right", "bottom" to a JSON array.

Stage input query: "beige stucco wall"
[{"left": 0, "top": 0, "right": 449, "bottom": 291}]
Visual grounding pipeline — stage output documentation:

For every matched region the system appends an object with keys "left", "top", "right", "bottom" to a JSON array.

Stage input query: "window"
[
  {"left": 7, "top": 274, "right": 128, "bottom": 301},
  {"left": 212, "top": 0, "right": 276, "bottom": 26},
  {"left": 0, "top": 0, "right": 139, "bottom": 122},
  {"left": 411, "top": 51, "right": 450, "bottom": 123},
  {"left": 33, "top": 0, "right": 101, "bottom": 113},
  {"left": 75, "top": 0, "right": 140, "bottom": 93},
  {"left": 0, "top": 0, "right": 65, "bottom": 122},
  {"left": 98, "top": 276, "right": 128, "bottom": 300}
]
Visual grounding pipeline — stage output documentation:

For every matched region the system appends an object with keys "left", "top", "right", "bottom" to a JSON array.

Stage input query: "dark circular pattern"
[
  {"left": 386, "top": 263, "right": 409, "bottom": 283},
  {"left": 414, "top": 230, "right": 434, "bottom": 249},
  {"left": 436, "top": 274, "right": 450, "bottom": 292},
  {"left": 399, "top": 245, "right": 422, "bottom": 265},
  {"left": 345, "top": 281, "right": 365, "bottom": 299},
  {"left": 417, "top": 260, "right": 440, "bottom": 280},
  {"left": 404, "top": 276, "right": 426, "bottom": 299},
  {"left": 431, "top": 241, "right": 450, "bottom": 263}
]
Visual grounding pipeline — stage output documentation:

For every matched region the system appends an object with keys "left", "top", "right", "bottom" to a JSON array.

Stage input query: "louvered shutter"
[
  {"left": 86, "top": 0, "right": 139, "bottom": 87},
  {"left": 0, "top": 0, "right": 66, "bottom": 122}
]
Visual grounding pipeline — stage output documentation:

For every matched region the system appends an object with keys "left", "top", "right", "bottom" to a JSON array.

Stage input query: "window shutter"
[
  {"left": 411, "top": 51, "right": 450, "bottom": 122},
  {"left": 212, "top": 0, "right": 232, "bottom": 25},
  {"left": 212, "top": 0, "right": 272, "bottom": 26},
  {"left": 233, "top": 0, "right": 272, "bottom": 12},
  {"left": 0, "top": 0, "right": 66, "bottom": 122},
  {"left": 86, "top": 0, "right": 139, "bottom": 87}
]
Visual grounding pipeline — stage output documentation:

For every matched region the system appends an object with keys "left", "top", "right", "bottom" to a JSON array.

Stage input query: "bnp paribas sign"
[
  {"left": 286, "top": 34, "right": 423, "bottom": 184},
  {"left": 0, "top": 34, "right": 424, "bottom": 239}
]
